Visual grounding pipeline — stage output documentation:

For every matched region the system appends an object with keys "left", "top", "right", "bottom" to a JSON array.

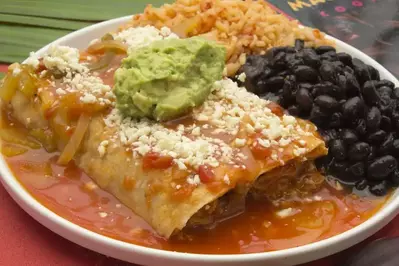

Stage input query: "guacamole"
[{"left": 113, "top": 37, "right": 226, "bottom": 121}]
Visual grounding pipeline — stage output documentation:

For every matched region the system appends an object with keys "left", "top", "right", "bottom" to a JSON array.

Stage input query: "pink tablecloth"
[{"left": 1, "top": 64, "right": 398, "bottom": 266}]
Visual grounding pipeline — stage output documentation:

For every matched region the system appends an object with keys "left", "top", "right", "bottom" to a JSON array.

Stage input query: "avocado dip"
[{"left": 113, "top": 37, "right": 226, "bottom": 121}]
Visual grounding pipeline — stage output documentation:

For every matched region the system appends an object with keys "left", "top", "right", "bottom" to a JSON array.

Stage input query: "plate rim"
[{"left": 1, "top": 15, "right": 399, "bottom": 265}]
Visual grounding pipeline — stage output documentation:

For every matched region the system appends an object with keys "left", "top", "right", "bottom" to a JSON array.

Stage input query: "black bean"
[
  {"left": 296, "top": 88, "right": 313, "bottom": 111},
  {"left": 369, "top": 180, "right": 388, "bottom": 196},
  {"left": 331, "top": 161, "right": 349, "bottom": 177},
  {"left": 355, "top": 179, "right": 368, "bottom": 191},
  {"left": 344, "top": 66, "right": 355, "bottom": 74},
  {"left": 287, "top": 105, "right": 300, "bottom": 116},
  {"left": 367, "top": 130, "right": 387, "bottom": 145},
  {"left": 315, "top": 95, "right": 339, "bottom": 111},
  {"left": 355, "top": 119, "right": 367, "bottom": 136},
  {"left": 315, "top": 46, "right": 336, "bottom": 54},
  {"left": 391, "top": 112, "right": 399, "bottom": 131},
  {"left": 319, "top": 63, "right": 337, "bottom": 83},
  {"left": 380, "top": 115, "right": 392, "bottom": 132},
  {"left": 379, "top": 133, "right": 395, "bottom": 155},
  {"left": 262, "top": 76, "right": 285, "bottom": 92},
  {"left": 349, "top": 162, "right": 365, "bottom": 177},
  {"left": 285, "top": 47, "right": 296, "bottom": 53},
  {"left": 312, "top": 82, "right": 342, "bottom": 98},
  {"left": 265, "top": 47, "right": 285, "bottom": 58},
  {"left": 362, "top": 81, "right": 381, "bottom": 106},
  {"left": 336, "top": 75, "right": 347, "bottom": 98},
  {"left": 287, "top": 58, "right": 304, "bottom": 69},
  {"left": 342, "top": 97, "right": 364, "bottom": 119},
  {"left": 368, "top": 155, "right": 397, "bottom": 180},
  {"left": 332, "top": 61, "right": 345, "bottom": 71},
  {"left": 366, "top": 107, "right": 381, "bottom": 132},
  {"left": 345, "top": 72, "right": 361, "bottom": 97},
  {"left": 348, "top": 142, "right": 370, "bottom": 162},
  {"left": 310, "top": 106, "right": 327, "bottom": 125},
  {"left": 295, "top": 39, "right": 304, "bottom": 51},
  {"left": 329, "top": 113, "right": 342, "bottom": 128},
  {"left": 352, "top": 58, "right": 370, "bottom": 85},
  {"left": 337, "top": 52, "right": 353, "bottom": 66},
  {"left": 294, "top": 65, "right": 318, "bottom": 83},
  {"left": 320, "top": 129, "right": 338, "bottom": 144},
  {"left": 378, "top": 86, "right": 392, "bottom": 97},
  {"left": 389, "top": 169, "right": 399, "bottom": 186},
  {"left": 298, "top": 83, "right": 313, "bottom": 90},
  {"left": 321, "top": 51, "right": 338, "bottom": 62},
  {"left": 377, "top": 79, "right": 395, "bottom": 89},
  {"left": 379, "top": 95, "right": 396, "bottom": 118},
  {"left": 271, "top": 51, "right": 286, "bottom": 69},
  {"left": 302, "top": 49, "right": 320, "bottom": 68},
  {"left": 277, "top": 70, "right": 291, "bottom": 77},
  {"left": 330, "top": 139, "right": 347, "bottom": 161},
  {"left": 391, "top": 139, "right": 399, "bottom": 156},
  {"left": 341, "top": 129, "right": 358, "bottom": 145},
  {"left": 394, "top": 87, "right": 399, "bottom": 99},
  {"left": 282, "top": 80, "right": 295, "bottom": 104},
  {"left": 367, "top": 146, "right": 377, "bottom": 162},
  {"left": 367, "top": 65, "right": 380, "bottom": 81}
]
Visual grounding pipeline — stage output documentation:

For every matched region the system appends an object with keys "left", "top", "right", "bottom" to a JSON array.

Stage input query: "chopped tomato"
[
  {"left": 251, "top": 140, "right": 272, "bottom": 159},
  {"left": 267, "top": 102, "right": 284, "bottom": 116},
  {"left": 171, "top": 184, "right": 195, "bottom": 201},
  {"left": 198, "top": 164, "right": 215, "bottom": 183},
  {"left": 123, "top": 176, "right": 136, "bottom": 191},
  {"left": 142, "top": 152, "right": 173, "bottom": 170}
]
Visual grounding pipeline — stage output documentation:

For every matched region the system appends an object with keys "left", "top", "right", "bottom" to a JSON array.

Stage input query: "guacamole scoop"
[{"left": 114, "top": 37, "right": 226, "bottom": 121}]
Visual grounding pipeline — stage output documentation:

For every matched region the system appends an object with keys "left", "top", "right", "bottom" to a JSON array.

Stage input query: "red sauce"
[
  {"left": 5, "top": 147, "right": 388, "bottom": 254},
  {"left": 0, "top": 53, "right": 389, "bottom": 255}
]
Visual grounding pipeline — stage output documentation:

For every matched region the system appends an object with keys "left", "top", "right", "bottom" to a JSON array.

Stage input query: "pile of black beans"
[{"left": 237, "top": 39, "right": 399, "bottom": 196}]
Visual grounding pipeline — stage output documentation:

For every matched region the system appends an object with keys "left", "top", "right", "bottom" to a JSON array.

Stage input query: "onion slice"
[
  {"left": 87, "top": 40, "right": 127, "bottom": 54},
  {"left": 57, "top": 113, "right": 90, "bottom": 165}
]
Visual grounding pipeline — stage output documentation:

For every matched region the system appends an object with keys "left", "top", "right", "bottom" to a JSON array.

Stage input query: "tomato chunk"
[
  {"left": 142, "top": 152, "right": 173, "bottom": 170},
  {"left": 267, "top": 102, "right": 284, "bottom": 116},
  {"left": 251, "top": 140, "right": 272, "bottom": 159},
  {"left": 198, "top": 164, "right": 215, "bottom": 183}
]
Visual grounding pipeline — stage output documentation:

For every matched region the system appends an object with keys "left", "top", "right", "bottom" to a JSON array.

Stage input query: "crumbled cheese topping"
[
  {"left": 61, "top": 73, "right": 115, "bottom": 106},
  {"left": 193, "top": 79, "right": 299, "bottom": 138},
  {"left": 98, "top": 212, "right": 108, "bottom": 218},
  {"left": 235, "top": 138, "right": 246, "bottom": 147},
  {"left": 98, "top": 140, "right": 109, "bottom": 158},
  {"left": 187, "top": 174, "right": 201, "bottom": 186},
  {"left": 258, "top": 138, "right": 271, "bottom": 148},
  {"left": 85, "top": 181, "right": 98, "bottom": 190},
  {"left": 104, "top": 109, "right": 235, "bottom": 170},
  {"left": 55, "top": 88, "right": 66, "bottom": 95},
  {"left": 12, "top": 67, "right": 21, "bottom": 76},
  {"left": 223, "top": 174, "right": 231, "bottom": 185},
  {"left": 25, "top": 52, "right": 40, "bottom": 69},
  {"left": 113, "top": 25, "right": 178, "bottom": 55},
  {"left": 276, "top": 208, "right": 297, "bottom": 218},
  {"left": 103, "top": 78, "right": 316, "bottom": 174},
  {"left": 236, "top": 72, "right": 246, "bottom": 82},
  {"left": 293, "top": 147, "right": 307, "bottom": 157},
  {"left": 43, "top": 45, "right": 88, "bottom": 73}
]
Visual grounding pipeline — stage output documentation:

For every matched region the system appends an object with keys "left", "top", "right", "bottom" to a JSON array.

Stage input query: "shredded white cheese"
[
  {"left": 43, "top": 45, "right": 88, "bottom": 73},
  {"left": 113, "top": 25, "right": 178, "bottom": 55},
  {"left": 25, "top": 52, "right": 40, "bottom": 69}
]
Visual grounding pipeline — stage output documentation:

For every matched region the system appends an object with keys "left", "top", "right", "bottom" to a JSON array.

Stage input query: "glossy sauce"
[
  {"left": 0, "top": 52, "right": 389, "bottom": 254},
  {"left": 5, "top": 147, "right": 388, "bottom": 254}
]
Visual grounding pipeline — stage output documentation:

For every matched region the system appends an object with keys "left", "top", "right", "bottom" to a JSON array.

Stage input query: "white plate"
[{"left": 1, "top": 16, "right": 399, "bottom": 266}]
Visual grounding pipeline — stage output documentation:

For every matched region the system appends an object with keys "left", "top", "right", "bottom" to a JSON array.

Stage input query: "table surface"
[{"left": 1, "top": 61, "right": 398, "bottom": 265}]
